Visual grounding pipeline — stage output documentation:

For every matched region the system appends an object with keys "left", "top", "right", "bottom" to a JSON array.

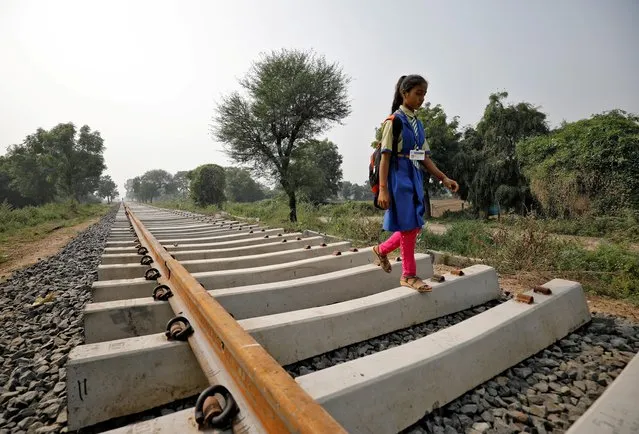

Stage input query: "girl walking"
[{"left": 372, "top": 75, "right": 459, "bottom": 292}]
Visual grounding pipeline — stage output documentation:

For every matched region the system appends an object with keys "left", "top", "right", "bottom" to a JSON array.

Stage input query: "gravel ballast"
[
  {"left": 284, "top": 299, "right": 507, "bottom": 378},
  {"left": 0, "top": 207, "right": 117, "bottom": 434},
  {"left": 401, "top": 312, "right": 639, "bottom": 434}
]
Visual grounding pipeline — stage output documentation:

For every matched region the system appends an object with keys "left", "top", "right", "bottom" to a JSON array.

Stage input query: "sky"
[{"left": 1, "top": 0, "right": 638, "bottom": 196}]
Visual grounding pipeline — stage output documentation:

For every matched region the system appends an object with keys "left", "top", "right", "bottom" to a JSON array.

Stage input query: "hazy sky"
[{"left": 1, "top": 0, "right": 638, "bottom": 196}]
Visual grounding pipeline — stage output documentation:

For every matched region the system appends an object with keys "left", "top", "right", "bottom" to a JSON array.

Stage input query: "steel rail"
[{"left": 124, "top": 204, "right": 346, "bottom": 433}]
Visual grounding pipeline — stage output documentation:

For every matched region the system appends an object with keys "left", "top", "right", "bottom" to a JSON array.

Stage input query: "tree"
[
  {"left": 125, "top": 177, "right": 142, "bottom": 201},
  {"left": 138, "top": 170, "right": 174, "bottom": 203},
  {"left": 224, "top": 167, "right": 265, "bottom": 203},
  {"left": 46, "top": 123, "right": 106, "bottom": 201},
  {"left": 517, "top": 109, "right": 639, "bottom": 217},
  {"left": 97, "top": 175, "right": 119, "bottom": 203},
  {"left": 1, "top": 123, "right": 106, "bottom": 206},
  {"left": 212, "top": 48, "right": 351, "bottom": 221},
  {"left": 452, "top": 126, "right": 484, "bottom": 204},
  {"left": 2, "top": 130, "right": 58, "bottom": 205},
  {"left": 339, "top": 181, "right": 355, "bottom": 200},
  {"left": 416, "top": 103, "right": 463, "bottom": 217},
  {"left": 173, "top": 171, "right": 191, "bottom": 198},
  {"left": 0, "top": 156, "right": 32, "bottom": 207},
  {"left": 339, "top": 181, "right": 371, "bottom": 201},
  {"left": 190, "top": 164, "right": 226, "bottom": 206},
  {"left": 289, "top": 139, "right": 343, "bottom": 205},
  {"left": 463, "top": 92, "right": 549, "bottom": 216}
]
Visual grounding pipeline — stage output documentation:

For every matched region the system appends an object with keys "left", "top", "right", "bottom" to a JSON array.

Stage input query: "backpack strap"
[{"left": 386, "top": 113, "right": 403, "bottom": 169}]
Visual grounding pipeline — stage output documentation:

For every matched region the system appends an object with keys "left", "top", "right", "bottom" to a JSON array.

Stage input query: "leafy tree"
[
  {"left": 125, "top": 177, "right": 142, "bottom": 201},
  {"left": 0, "top": 156, "right": 32, "bottom": 207},
  {"left": 224, "top": 167, "right": 265, "bottom": 203},
  {"left": 339, "top": 181, "right": 371, "bottom": 201},
  {"left": 173, "top": 171, "right": 191, "bottom": 198},
  {"left": 1, "top": 123, "right": 106, "bottom": 206},
  {"left": 46, "top": 123, "right": 106, "bottom": 201},
  {"left": 137, "top": 170, "right": 174, "bottom": 203},
  {"left": 339, "top": 181, "right": 355, "bottom": 200},
  {"left": 517, "top": 109, "right": 639, "bottom": 217},
  {"left": 212, "top": 48, "right": 351, "bottom": 221},
  {"left": 97, "top": 175, "right": 119, "bottom": 203},
  {"left": 465, "top": 92, "right": 549, "bottom": 216},
  {"left": 416, "top": 103, "right": 463, "bottom": 217},
  {"left": 190, "top": 164, "right": 226, "bottom": 206},
  {"left": 290, "top": 139, "right": 343, "bottom": 205},
  {"left": 416, "top": 103, "right": 462, "bottom": 185},
  {"left": 2, "top": 130, "right": 58, "bottom": 205}
]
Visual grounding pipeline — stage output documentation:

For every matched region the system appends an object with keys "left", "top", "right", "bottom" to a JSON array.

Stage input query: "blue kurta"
[{"left": 381, "top": 110, "right": 426, "bottom": 232}]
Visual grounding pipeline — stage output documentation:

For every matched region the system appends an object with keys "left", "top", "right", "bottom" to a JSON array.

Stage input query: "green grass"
[
  {"left": 438, "top": 208, "right": 639, "bottom": 243},
  {"left": 0, "top": 201, "right": 111, "bottom": 265},
  {"left": 155, "top": 197, "right": 639, "bottom": 303},
  {"left": 419, "top": 219, "right": 639, "bottom": 303}
]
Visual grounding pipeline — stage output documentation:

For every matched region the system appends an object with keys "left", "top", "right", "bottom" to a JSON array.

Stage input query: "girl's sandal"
[
  {"left": 372, "top": 246, "right": 392, "bottom": 273},
  {"left": 400, "top": 276, "right": 432, "bottom": 293}
]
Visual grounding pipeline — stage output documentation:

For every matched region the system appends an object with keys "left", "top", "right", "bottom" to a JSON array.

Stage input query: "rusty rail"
[{"left": 124, "top": 204, "right": 346, "bottom": 433}]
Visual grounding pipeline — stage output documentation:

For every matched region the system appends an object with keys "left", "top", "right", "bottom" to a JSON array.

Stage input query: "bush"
[{"left": 419, "top": 221, "right": 492, "bottom": 258}]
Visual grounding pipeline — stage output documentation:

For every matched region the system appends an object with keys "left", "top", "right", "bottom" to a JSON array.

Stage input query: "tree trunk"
[{"left": 288, "top": 189, "right": 297, "bottom": 222}]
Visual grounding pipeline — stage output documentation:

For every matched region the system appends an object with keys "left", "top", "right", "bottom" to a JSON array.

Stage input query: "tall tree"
[
  {"left": 466, "top": 92, "right": 549, "bottom": 216},
  {"left": 212, "top": 48, "right": 351, "bottom": 221},
  {"left": 224, "top": 167, "right": 265, "bottom": 203},
  {"left": 289, "top": 139, "right": 343, "bottom": 205},
  {"left": 47, "top": 123, "right": 106, "bottom": 201},
  {"left": 2, "top": 130, "right": 58, "bottom": 205},
  {"left": 416, "top": 103, "right": 463, "bottom": 217},
  {"left": 0, "top": 156, "right": 32, "bottom": 207},
  {"left": 190, "top": 164, "right": 226, "bottom": 206},
  {"left": 173, "top": 170, "right": 191, "bottom": 198},
  {"left": 451, "top": 126, "right": 483, "bottom": 204},
  {"left": 97, "top": 175, "right": 119, "bottom": 203},
  {"left": 125, "top": 177, "right": 142, "bottom": 201}
]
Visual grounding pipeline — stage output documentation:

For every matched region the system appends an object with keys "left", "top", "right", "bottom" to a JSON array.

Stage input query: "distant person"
[{"left": 372, "top": 74, "right": 459, "bottom": 292}]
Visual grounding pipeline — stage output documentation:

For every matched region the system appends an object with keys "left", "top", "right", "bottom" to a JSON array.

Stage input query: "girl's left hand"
[{"left": 443, "top": 177, "right": 459, "bottom": 193}]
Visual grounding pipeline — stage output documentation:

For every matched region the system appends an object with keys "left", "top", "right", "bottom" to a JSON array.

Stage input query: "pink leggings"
[{"left": 378, "top": 228, "right": 420, "bottom": 276}]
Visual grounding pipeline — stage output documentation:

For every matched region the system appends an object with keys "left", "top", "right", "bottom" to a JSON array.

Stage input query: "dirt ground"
[
  {"left": 430, "top": 198, "right": 468, "bottom": 217},
  {"left": 0, "top": 218, "right": 100, "bottom": 283},
  {"left": 434, "top": 264, "right": 639, "bottom": 322}
]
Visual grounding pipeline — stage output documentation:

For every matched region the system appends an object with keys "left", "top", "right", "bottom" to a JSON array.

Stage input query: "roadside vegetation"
[{"left": 0, "top": 202, "right": 111, "bottom": 265}]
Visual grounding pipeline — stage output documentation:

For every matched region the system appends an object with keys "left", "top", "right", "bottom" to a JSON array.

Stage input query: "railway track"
[{"left": 65, "top": 203, "right": 639, "bottom": 433}]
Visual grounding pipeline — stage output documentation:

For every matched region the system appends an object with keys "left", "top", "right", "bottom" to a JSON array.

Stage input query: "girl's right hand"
[{"left": 378, "top": 187, "right": 390, "bottom": 209}]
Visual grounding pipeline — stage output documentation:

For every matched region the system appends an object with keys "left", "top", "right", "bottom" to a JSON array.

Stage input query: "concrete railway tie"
[{"left": 63, "top": 203, "right": 638, "bottom": 433}]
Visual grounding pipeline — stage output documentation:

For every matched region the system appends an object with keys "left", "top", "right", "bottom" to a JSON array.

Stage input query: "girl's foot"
[
  {"left": 400, "top": 275, "right": 432, "bottom": 293},
  {"left": 372, "top": 245, "right": 392, "bottom": 273}
]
